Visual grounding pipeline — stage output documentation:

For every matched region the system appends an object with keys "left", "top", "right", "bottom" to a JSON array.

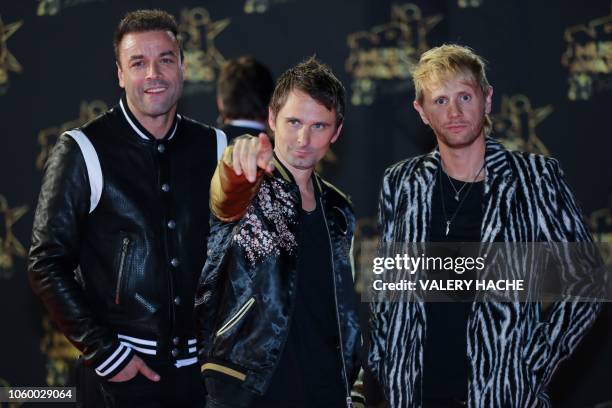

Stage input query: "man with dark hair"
[
  {"left": 216, "top": 56, "right": 274, "bottom": 142},
  {"left": 195, "top": 57, "right": 362, "bottom": 407},
  {"left": 28, "top": 9, "right": 225, "bottom": 407}
]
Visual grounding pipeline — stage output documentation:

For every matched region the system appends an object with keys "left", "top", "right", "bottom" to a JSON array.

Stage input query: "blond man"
[{"left": 368, "top": 44, "right": 598, "bottom": 407}]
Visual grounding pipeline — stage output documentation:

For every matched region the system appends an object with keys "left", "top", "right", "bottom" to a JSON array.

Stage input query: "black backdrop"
[{"left": 1, "top": 0, "right": 610, "bottom": 406}]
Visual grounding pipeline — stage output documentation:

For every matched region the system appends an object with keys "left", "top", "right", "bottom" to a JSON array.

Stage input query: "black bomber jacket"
[
  {"left": 28, "top": 97, "right": 221, "bottom": 378},
  {"left": 195, "top": 148, "right": 362, "bottom": 406}
]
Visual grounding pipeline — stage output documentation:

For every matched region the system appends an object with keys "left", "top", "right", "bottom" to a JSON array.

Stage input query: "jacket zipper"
[
  {"left": 114, "top": 237, "right": 130, "bottom": 305},
  {"left": 216, "top": 297, "right": 256, "bottom": 336},
  {"left": 319, "top": 195, "right": 353, "bottom": 408}
]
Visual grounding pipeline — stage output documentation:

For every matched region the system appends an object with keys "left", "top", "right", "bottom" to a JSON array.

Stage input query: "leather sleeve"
[
  {"left": 27, "top": 133, "right": 132, "bottom": 378},
  {"left": 210, "top": 145, "right": 264, "bottom": 222}
]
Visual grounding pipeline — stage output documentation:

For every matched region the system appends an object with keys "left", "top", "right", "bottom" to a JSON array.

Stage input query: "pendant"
[
  {"left": 445, "top": 221, "right": 450, "bottom": 236},
  {"left": 454, "top": 193, "right": 459, "bottom": 201}
]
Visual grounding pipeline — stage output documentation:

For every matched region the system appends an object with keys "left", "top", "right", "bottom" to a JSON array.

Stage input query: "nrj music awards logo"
[
  {"left": 561, "top": 12, "right": 612, "bottom": 101},
  {"left": 491, "top": 94, "right": 552, "bottom": 156},
  {"left": 0, "top": 195, "right": 28, "bottom": 280},
  {"left": 0, "top": 15, "right": 23, "bottom": 95},
  {"left": 36, "top": 100, "right": 108, "bottom": 170},
  {"left": 178, "top": 7, "right": 229, "bottom": 96},
  {"left": 36, "top": 0, "right": 104, "bottom": 16},
  {"left": 345, "top": 3, "right": 442, "bottom": 105}
]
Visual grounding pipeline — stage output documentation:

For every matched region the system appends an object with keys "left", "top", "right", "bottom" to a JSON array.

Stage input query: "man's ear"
[
  {"left": 413, "top": 100, "right": 429, "bottom": 125},
  {"left": 330, "top": 122, "right": 343, "bottom": 144},
  {"left": 117, "top": 61, "right": 125, "bottom": 89},
  {"left": 484, "top": 86, "right": 493, "bottom": 115},
  {"left": 268, "top": 106, "right": 276, "bottom": 132}
]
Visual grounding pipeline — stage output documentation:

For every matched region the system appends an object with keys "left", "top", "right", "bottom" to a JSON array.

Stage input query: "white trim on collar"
[
  {"left": 119, "top": 99, "right": 180, "bottom": 141},
  {"left": 228, "top": 119, "right": 266, "bottom": 131},
  {"left": 119, "top": 99, "right": 149, "bottom": 140}
]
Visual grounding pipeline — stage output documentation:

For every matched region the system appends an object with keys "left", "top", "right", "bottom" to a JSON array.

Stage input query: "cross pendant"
[
  {"left": 454, "top": 193, "right": 459, "bottom": 201},
  {"left": 445, "top": 221, "right": 450, "bottom": 236}
]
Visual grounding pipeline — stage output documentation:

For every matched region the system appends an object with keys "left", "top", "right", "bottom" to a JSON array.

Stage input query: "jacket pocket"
[
  {"left": 216, "top": 297, "right": 255, "bottom": 337},
  {"left": 114, "top": 236, "right": 131, "bottom": 305}
]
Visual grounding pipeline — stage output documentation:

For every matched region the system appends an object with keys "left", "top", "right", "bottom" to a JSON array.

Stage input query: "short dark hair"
[
  {"left": 217, "top": 56, "right": 274, "bottom": 122},
  {"left": 114, "top": 9, "right": 183, "bottom": 64},
  {"left": 270, "top": 57, "right": 345, "bottom": 127}
]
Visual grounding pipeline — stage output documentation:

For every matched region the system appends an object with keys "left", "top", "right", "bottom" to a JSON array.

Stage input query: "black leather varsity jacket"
[
  {"left": 28, "top": 96, "right": 225, "bottom": 379},
  {"left": 195, "top": 148, "right": 362, "bottom": 406}
]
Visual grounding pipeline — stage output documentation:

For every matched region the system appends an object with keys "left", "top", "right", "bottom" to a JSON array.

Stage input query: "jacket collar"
[
  {"left": 415, "top": 136, "right": 514, "bottom": 186},
  {"left": 271, "top": 152, "right": 325, "bottom": 196},
  {"left": 119, "top": 94, "right": 181, "bottom": 142}
]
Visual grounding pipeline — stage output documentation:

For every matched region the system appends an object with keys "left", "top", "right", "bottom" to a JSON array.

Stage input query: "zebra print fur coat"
[{"left": 368, "top": 137, "right": 600, "bottom": 407}]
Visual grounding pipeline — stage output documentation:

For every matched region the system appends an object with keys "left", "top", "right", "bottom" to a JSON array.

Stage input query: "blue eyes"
[
  {"left": 287, "top": 120, "right": 326, "bottom": 130},
  {"left": 434, "top": 94, "right": 472, "bottom": 105}
]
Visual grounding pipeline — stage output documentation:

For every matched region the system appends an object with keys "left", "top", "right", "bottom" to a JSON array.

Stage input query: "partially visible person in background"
[{"left": 216, "top": 56, "right": 274, "bottom": 142}]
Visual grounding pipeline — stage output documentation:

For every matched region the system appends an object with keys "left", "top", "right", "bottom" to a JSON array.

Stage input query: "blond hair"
[{"left": 412, "top": 44, "right": 492, "bottom": 134}]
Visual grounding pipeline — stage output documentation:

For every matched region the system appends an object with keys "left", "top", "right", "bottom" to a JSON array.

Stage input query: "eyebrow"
[
  {"left": 159, "top": 50, "right": 177, "bottom": 58},
  {"left": 430, "top": 86, "right": 475, "bottom": 99},
  {"left": 128, "top": 50, "right": 177, "bottom": 62},
  {"left": 284, "top": 116, "right": 332, "bottom": 126}
]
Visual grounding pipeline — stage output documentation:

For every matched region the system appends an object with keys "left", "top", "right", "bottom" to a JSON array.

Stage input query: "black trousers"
[{"left": 75, "top": 356, "right": 205, "bottom": 408}]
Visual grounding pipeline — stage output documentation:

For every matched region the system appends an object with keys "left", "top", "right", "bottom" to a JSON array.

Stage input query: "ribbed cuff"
[{"left": 94, "top": 343, "right": 134, "bottom": 378}]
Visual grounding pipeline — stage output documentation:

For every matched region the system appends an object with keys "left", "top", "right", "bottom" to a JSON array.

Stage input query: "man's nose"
[
  {"left": 146, "top": 62, "right": 162, "bottom": 79},
  {"left": 297, "top": 129, "right": 310, "bottom": 146},
  {"left": 448, "top": 99, "right": 462, "bottom": 118}
]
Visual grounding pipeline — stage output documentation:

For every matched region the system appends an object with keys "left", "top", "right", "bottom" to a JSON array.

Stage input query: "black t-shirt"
[
  {"left": 252, "top": 198, "right": 345, "bottom": 408},
  {"left": 422, "top": 170, "right": 484, "bottom": 407}
]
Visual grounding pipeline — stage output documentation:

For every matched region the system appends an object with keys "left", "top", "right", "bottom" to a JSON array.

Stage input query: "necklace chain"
[
  {"left": 444, "top": 170, "right": 469, "bottom": 201},
  {"left": 439, "top": 162, "right": 485, "bottom": 236}
]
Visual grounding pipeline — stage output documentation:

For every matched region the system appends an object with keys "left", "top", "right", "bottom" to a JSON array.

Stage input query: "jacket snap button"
[
  {"left": 170, "top": 258, "right": 179, "bottom": 267},
  {"left": 172, "top": 336, "right": 180, "bottom": 345},
  {"left": 167, "top": 220, "right": 176, "bottom": 229},
  {"left": 161, "top": 183, "right": 170, "bottom": 192},
  {"left": 171, "top": 348, "right": 179, "bottom": 357},
  {"left": 174, "top": 296, "right": 181, "bottom": 305},
  {"left": 157, "top": 144, "right": 166, "bottom": 153}
]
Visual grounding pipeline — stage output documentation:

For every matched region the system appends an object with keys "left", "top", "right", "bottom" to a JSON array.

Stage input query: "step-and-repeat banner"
[{"left": 1, "top": 1, "right": 610, "bottom": 406}]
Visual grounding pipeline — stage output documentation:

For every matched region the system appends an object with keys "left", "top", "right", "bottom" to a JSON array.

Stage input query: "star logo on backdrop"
[
  {"left": 36, "top": 100, "right": 108, "bottom": 170},
  {"left": 178, "top": 7, "right": 230, "bottom": 94},
  {"left": 561, "top": 12, "right": 612, "bottom": 100},
  {"left": 0, "top": 195, "right": 28, "bottom": 280},
  {"left": 491, "top": 94, "right": 553, "bottom": 155},
  {"left": 345, "top": 3, "right": 442, "bottom": 105},
  {"left": 0, "top": 15, "right": 23, "bottom": 93}
]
